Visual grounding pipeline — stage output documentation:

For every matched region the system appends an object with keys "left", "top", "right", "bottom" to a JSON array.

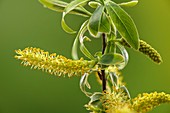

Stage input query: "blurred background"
[{"left": 0, "top": 0, "right": 170, "bottom": 113}]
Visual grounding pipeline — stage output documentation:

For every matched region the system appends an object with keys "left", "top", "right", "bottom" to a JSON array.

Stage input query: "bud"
[{"left": 120, "top": 39, "right": 162, "bottom": 64}]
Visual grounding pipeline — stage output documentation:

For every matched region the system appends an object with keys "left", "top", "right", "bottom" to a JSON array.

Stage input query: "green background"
[{"left": 0, "top": 0, "right": 170, "bottom": 113}]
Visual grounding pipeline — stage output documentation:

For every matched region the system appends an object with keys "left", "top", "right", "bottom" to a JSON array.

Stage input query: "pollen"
[
  {"left": 15, "top": 47, "right": 94, "bottom": 77},
  {"left": 132, "top": 92, "right": 170, "bottom": 113},
  {"left": 102, "top": 90, "right": 137, "bottom": 113}
]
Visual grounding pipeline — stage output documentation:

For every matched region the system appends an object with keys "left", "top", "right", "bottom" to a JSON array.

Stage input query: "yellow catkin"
[
  {"left": 102, "top": 90, "right": 137, "bottom": 113},
  {"left": 15, "top": 47, "right": 94, "bottom": 77},
  {"left": 132, "top": 92, "right": 170, "bottom": 113},
  {"left": 120, "top": 39, "right": 162, "bottom": 64}
]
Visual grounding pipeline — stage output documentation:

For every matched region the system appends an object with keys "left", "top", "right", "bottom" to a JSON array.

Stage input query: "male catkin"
[{"left": 15, "top": 47, "right": 93, "bottom": 77}]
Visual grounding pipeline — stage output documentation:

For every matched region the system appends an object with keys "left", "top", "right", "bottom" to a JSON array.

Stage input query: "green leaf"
[
  {"left": 80, "top": 73, "right": 92, "bottom": 97},
  {"left": 79, "top": 21, "right": 95, "bottom": 60},
  {"left": 64, "top": 0, "right": 89, "bottom": 14},
  {"left": 89, "top": 92, "right": 103, "bottom": 109},
  {"left": 99, "top": 53, "right": 124, "bottom": 65},
  {"left": 106, "top": 1, "right": 139, "bottom": 49},
  {"left": 39, "top": 0, "right": 91, "bottom": 17},
  {"left": 80, "top": 43, "right": 95, "bottom": 60},
  {"left": 90, "top": 92, "right": 103, "bottom": 102},
  {"left": 72, "top": 20, "right": 88, "bottom": 60},
  {"left": 104, "top": 40, "right": 116, "bottom": 54},
  {"left": 61, "top": 0, "right": 90, "bottom": 34},
  {"left": 72, "top": 20, "right": 94, "bottom": 60},
  {"left": 99, "top": 13, "right": 111, "bottom": 34},
  {"left": 72, "top": 36, "right": 79, "bottom": 60},
  {"left": 116, "top": 42, "right": 129, "bottom": 70},
  {"left": 120, "top": 85, "right": 131, "bottom": 99},
  {"left": 88, "top": 1, "right": 101, "bottom": 8},
  {"left": 61, "top": 16, "right": 76, "bottom": 34},
  {"left": 88, "top": 6, "right": 104, "bottom": 37},
  {"left": 119, "top": 0, "right": 138, "bottom": 7},
  {"left": 39, "top": 0, "right": 66, "bottom": 12}
]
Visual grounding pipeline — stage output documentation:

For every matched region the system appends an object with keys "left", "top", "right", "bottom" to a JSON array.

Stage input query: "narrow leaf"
[
  {"left": 120, "top": 85, "right": 131, "bottom": 99},
  {"left": 90, "top": 92, "right": 103, "bottom": 102},
  {"left": 39, "top": 0, "right": 66, "bottom": 12},
  {"left": 80, "top": 73, "right": 92, "bottom": 97},
  {"left": 109, "top": 72, "right": 118, "bottom": 87},
  {"left": 88, "top": 1, "right": 101, "bottom": 8},
  {"left": 39, "top": 0, "right": 91, "bottom": 17},
  {"left": 72, "top": 20, "right": 89, "bottom": 60},
  {"left": 61, "top": 15, "right": 76, "bottom": 34},
  {"left": 78, "top": 21, "right": 95, "bottom": 60},
  {"left": 61, "top": 0, "right": 89, "bottom": 34},
  {"left": 99, "top": 53, "right": 124, "bottom": 65},
  {"left": 71, "top": 20, "right": 94, "bottom": 60},
  {"left": 99, "top": 13, "right": 111, "bottom": 34},
  {"left": 80, "top": 43, "right": 95, "bottom": 60},
  {"left": 106, "top": 1, "right": 139, "bottom": 49},
  {"left": 88, "top": 6, "right": 104, "bottom": 37},
  {"left": 72, "top": 36, "right": 79, "bottom": 60},
  {"left": 64, "top": 0, "right": 89, "bottom": 14},
  {"left": 116, "top": 42, "right": 129, "bottom": 70},
  {"left": 119, "top": 0, "right": 138, "bottom": 7}
]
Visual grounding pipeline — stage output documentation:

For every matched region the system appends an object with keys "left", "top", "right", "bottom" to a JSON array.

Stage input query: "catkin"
[
  {"left": 120, "top": 39, "right": 162, "bottom": 64},
  {"left": 132, "top": 92, "right": 170, "bottom": 113},
  {"left": 15, "top": 47, "right": 93, "bottom": 77}
]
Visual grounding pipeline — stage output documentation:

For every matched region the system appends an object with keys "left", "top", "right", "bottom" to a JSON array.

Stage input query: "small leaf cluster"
[
  {"left": 39, "top": 0, "right": 140, "bottom": 65},
  {"left": 39, "top": 0, "right": 162, "bottom": 66}
]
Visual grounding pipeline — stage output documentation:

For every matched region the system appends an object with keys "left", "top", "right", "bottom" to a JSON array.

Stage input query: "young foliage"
[
  {"left": 61, "top": 0, "right": 90, "bottom": 33},
  {"left": 119, "top": 0, "right": 138, "bottom": 7},
  {"left": 106, "top": 1, "right": 139, "bottom": 49},
  {"left": 15, "top": 0, "right": 168, "bottom": 113},
  {"left": 88, "top": 6, "right": 104, "bottom": 37},
  {"left": 39, "top": 0, "right": 91, "bottom": 17},
  {"left": 98, "top": 53, "right": 124, "bottom": 65}
]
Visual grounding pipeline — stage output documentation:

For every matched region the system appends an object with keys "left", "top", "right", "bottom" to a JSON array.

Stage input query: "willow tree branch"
[
  {"left": 101, "top": 33, "right": 106, "bottom": 91},
  {"left": 102, "top": 33, "right": 106, "bottom": 54},
  {"left": 101, "top": 70, "right": 106, "bottom": 91}
]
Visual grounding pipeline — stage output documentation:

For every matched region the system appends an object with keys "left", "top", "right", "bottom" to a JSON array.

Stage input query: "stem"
[
  {"left": 101, "top": 70, "right": 106, "bottom": 91},
  {"left": 97, "top": 33, "right": 106, "bottom": 91},
  {"left": 97, "top": 72, "right": 102, "bottom": 80},
  {"left": 102, "top": 33, "right": 106, "bottom": 54},
  {"left": 102, "top": 33, "right": 106, "bottom": 91}
]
